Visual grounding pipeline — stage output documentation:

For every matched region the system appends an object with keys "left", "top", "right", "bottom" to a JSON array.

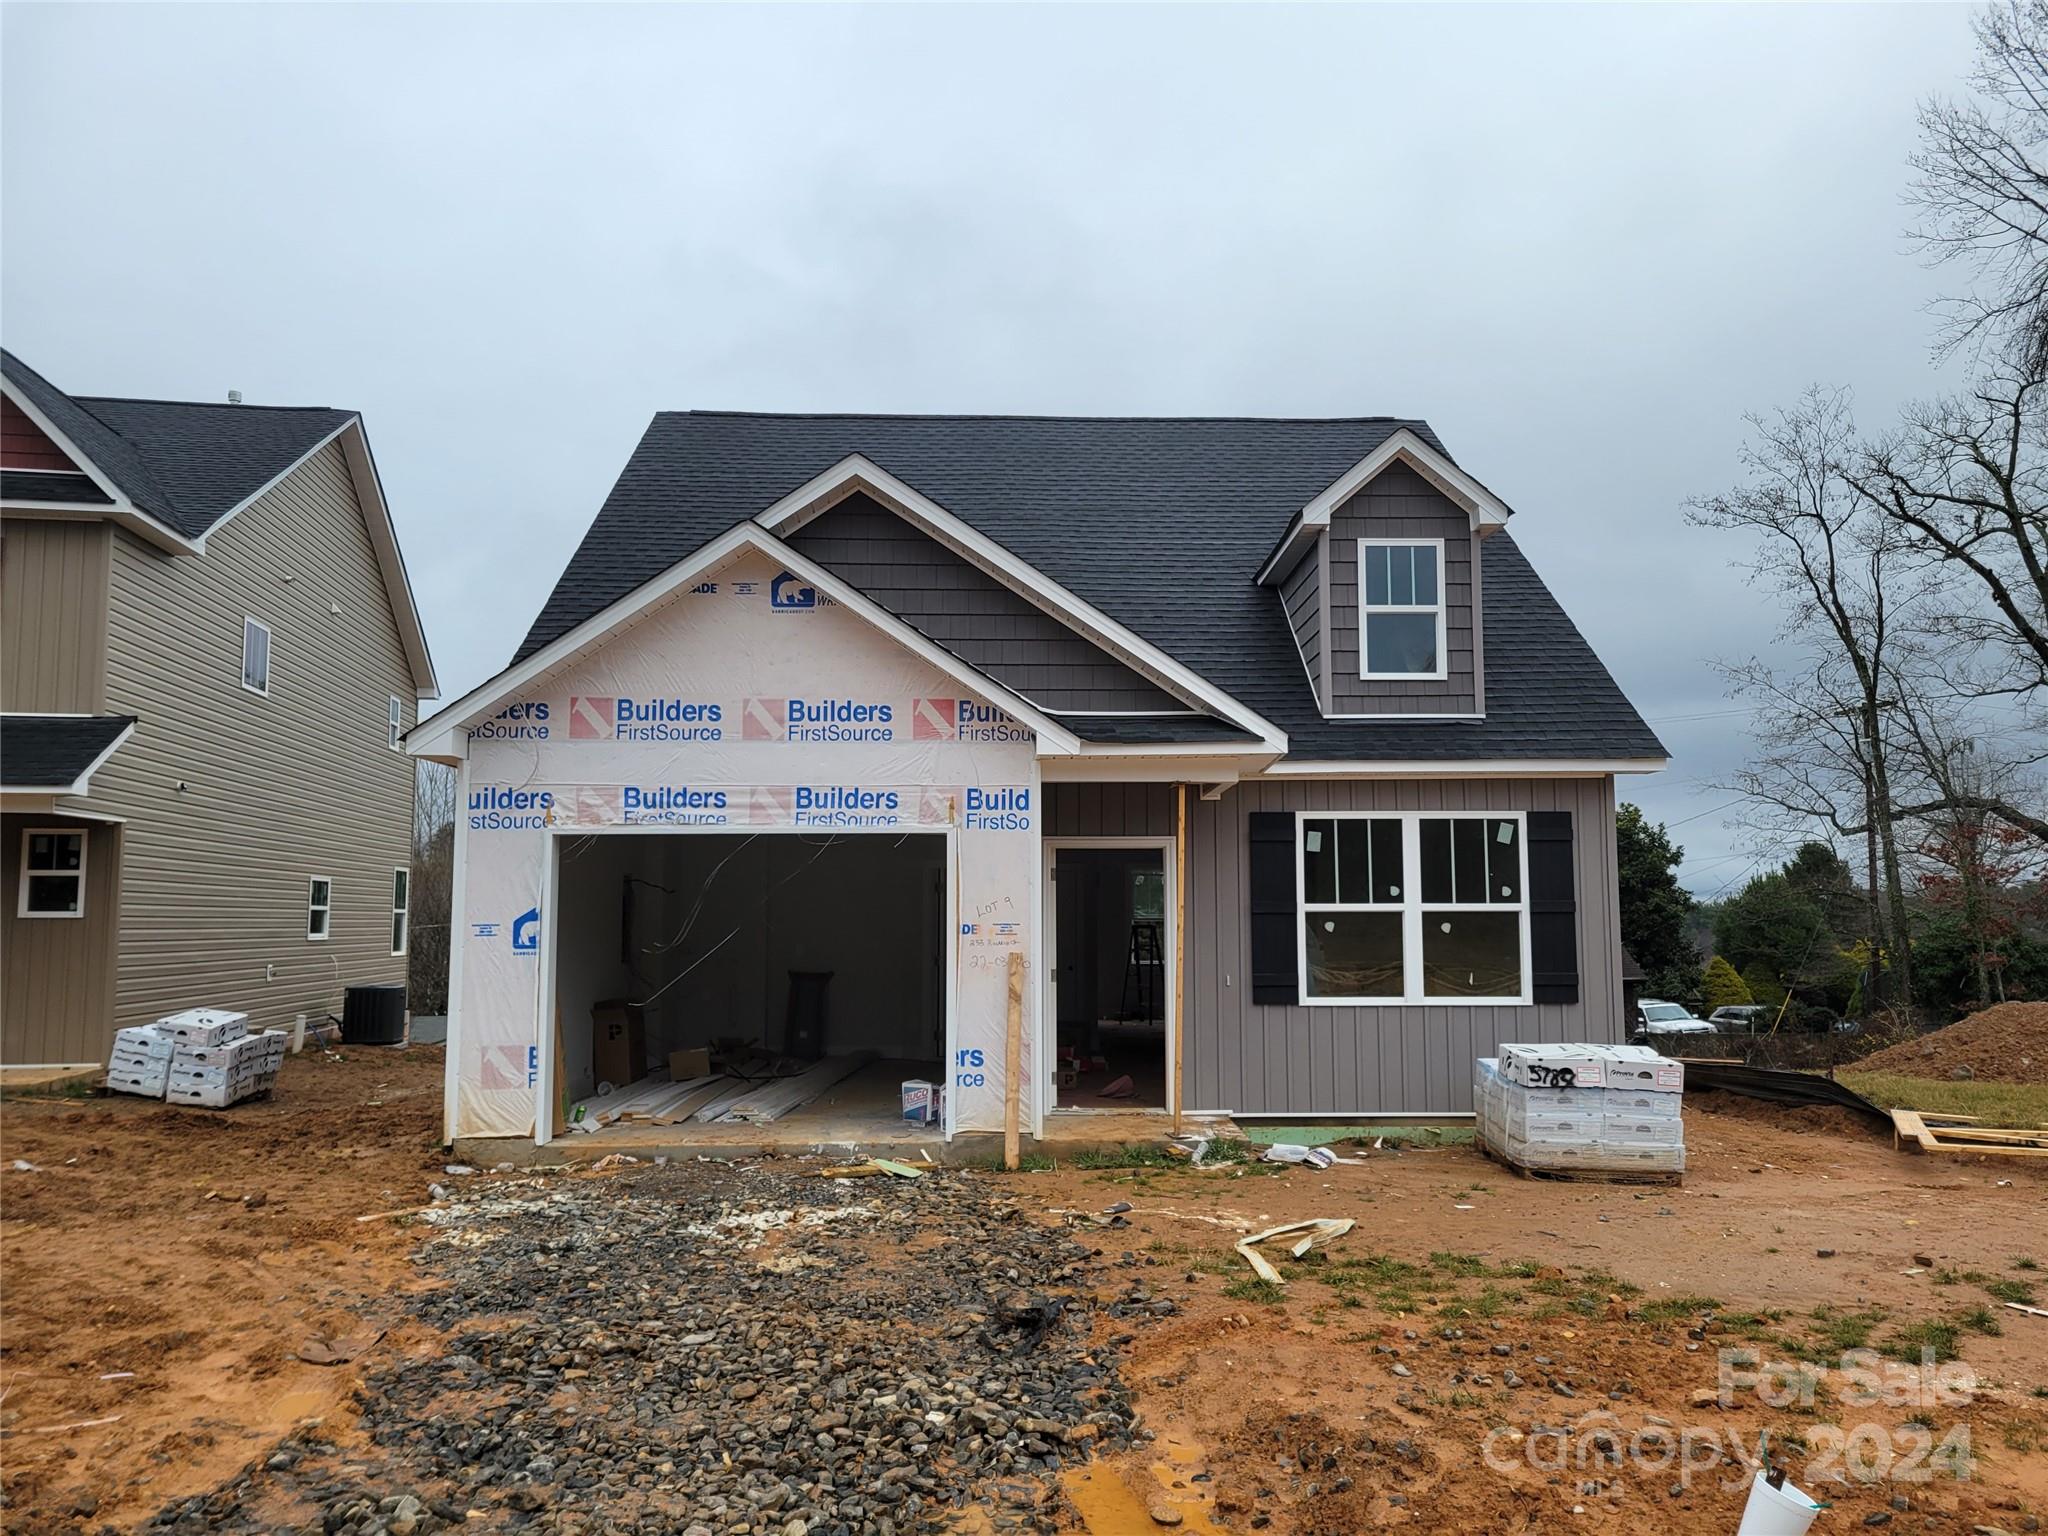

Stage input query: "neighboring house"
[
  {"left": 0, "top": 352, "right": 437, "bottom": 1066},
  {"left": 409, "top": 413, "right": 1665, "bottom": 1147}
]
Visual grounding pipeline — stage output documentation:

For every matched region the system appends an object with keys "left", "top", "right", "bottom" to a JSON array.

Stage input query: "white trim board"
[
  {"left": 754, "top": 454, "right": 1286, "bottom": 752},
  {"left": 407, "top": 521, "right": 1085, "bottom": 761},
  {"left": 1259, "top": 758, "right": 1666, "bottom": 779},
  {"left": 1257, "top": 428, "right": 1513, "bottom": 586}
]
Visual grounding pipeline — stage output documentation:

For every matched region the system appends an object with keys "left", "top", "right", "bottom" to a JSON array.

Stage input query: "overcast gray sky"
[{"left": 2, "top": 2, "right": 1982, "bottom": 894}]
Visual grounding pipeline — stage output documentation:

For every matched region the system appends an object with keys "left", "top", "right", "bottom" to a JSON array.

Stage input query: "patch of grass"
[
  {"left": 2013, "top": 1256, "right": 2040, "bottom": 1272},
  {"left": 1810, "top": 1306, "right": 1888, "bottom": 1355},
  {"left": 1836, "top": 1071, "right": 2048, "bottom": 1128},
  {"left": 1222, "top": 1276, "right": 1287, "bottom": 1307},
  {"left": 1439, "top": 1284, "right": 1518, "bottom": 1321},
  {"left": 1957, "top": 1304, "right": 2003, "bottom": 1337},
  {"left": 1632, "top": 1295, "right": 1725, "bottom": 1327},
  {"left": 1885, "top": 1319, "right": 1962, "bottom": 1363},
  {"left": 1429, "top": 1251, "right": 1495, "bottom": 1278},
  {"left": 1070, "top": 1145, "right": 1182, "bottom": 1170},
  {"left": 1985, "top": 1278, "right": 2038, "bottom": 1306}
]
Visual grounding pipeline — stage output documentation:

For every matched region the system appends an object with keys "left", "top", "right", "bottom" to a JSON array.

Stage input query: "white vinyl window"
[
  {"left": 242, "top": 616, "right": 271, "bottom": 695},
  {"left": 19, "top": 829, "right": 85, "bottom": 918},
  {"left": 1359, "top": 539, "right": 1447, "bottom": 679},
  {"left": 307, "top": 875, "right": 332, "bottom": 941},
  {"left": 1298, "top": 811, "right": 1528, "bottom": 1005},
  {"left": 388, "top": 694, "right": 404, "bottom": 750},
  {"left": 391, "top": 868, "right": 410, "bottom": 955}
]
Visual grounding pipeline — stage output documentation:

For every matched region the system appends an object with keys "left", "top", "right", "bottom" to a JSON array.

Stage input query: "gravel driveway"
[{"left": 146, "top": 1160, "right": 1142, "bottom": 1536}]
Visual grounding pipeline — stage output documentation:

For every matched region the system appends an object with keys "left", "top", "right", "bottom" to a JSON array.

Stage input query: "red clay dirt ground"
[
  {"left": 1855, "top": 1001, "right": 2048, "bottom": 1085},
  {"left": 2, "top": 1050, "right": 2046, "bottom": 1534}
]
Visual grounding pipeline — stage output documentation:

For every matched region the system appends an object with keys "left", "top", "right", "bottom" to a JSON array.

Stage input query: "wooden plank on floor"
[{"left": 710, "top": 1053, "right": 875, "bottom": 1123}]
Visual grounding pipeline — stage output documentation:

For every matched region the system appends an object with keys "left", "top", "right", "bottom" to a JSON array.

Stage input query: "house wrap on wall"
[{"left": 409, "top": 413, "right": 1666, "bottom": 1147}]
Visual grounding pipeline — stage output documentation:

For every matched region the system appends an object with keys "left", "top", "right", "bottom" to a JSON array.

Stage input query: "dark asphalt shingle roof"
[
  {"left": 2, "top": 351, "right": 355, "bottom": 540},
  {"left": 0, "top": 714, "right": 137, "bottom": 789},
  {"left": 516, "top": 412, "right": 1664, "bottom": 763}
]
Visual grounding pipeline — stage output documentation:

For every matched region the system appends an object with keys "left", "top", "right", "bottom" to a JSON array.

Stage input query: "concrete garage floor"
[{"left": 459, "top": 1058, "right": 1236, "bottom": 1165}]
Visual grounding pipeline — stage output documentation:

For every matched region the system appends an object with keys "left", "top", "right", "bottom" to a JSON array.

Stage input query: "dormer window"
[{"left": 1359, "top": 539, "right": 1446, "bottom": 679}]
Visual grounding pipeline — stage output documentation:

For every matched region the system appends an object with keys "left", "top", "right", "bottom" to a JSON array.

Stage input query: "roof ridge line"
[
  {"left": 664, "top": 409, "right": 1431, "bottom": 425},
  {"left": 75, "top": 393, "right": 351, "bottom": 414}
]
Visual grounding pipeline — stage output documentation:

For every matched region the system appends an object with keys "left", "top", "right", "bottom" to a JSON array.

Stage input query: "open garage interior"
[
  {"left": 1051, "top": 844, "right": 1168, "bottom": 1110},
  {"left": 552, "top": 831, "right": 948, "bottom": 1140}
]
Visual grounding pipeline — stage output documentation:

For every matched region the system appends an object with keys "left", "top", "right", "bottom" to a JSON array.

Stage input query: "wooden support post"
[
  {"left": 1173, "top": 782, "right": 1188, "bottom": 1135},
  {"left": 1004, "top": 950, "right": 1025, "bottom": 1170}
]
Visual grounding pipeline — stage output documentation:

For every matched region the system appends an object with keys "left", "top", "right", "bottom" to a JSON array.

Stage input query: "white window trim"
[
  {"left": 1357, "top": 537, "right": 1449, "bottom": 682},
  {"left": 388, "top": 694, "right": 404, "bottom": 751},
  {"left": 1295, "top": 809, "right": 1530, "bottom": 1006},
  {"left": 18, "top": 827, "right": 86, "bottom": 919},
  {"left": 242, "top": 616, "right": 272, "bottom": 697},
  {"left": 307, "top": 875, "right": 332, "bottom": 941},
  {"left": 391, "top": 867, "right": 410, "bottom": 956}
]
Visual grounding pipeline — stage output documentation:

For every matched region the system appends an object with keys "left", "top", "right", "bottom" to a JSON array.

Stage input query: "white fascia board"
[
  {"left": 1041, "top": 752, "right": 1280, "bottom": 784},
  {"left": 0, "top": 719, "right": 137, "bottom": 796},
  {"left": 407, "top": 522, "right": 1083, "bottom": 760},
  {"left": 758, "top": 454, "right": 1287, "bottom": 752},
  {"left": 1256, "top": 429, "right": 1512, "bottom": 586},
  {"left": 0, "top": 380, "right": 199, "bottom": 555},
  {"left": 1259, "top": 757, "right": 1668, "bottom": 779}
]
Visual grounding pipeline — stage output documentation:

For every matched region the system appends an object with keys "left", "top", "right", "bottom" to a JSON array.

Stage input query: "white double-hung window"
[
  {"left": 1298, "top": 811, "right": 1528, "bottom": 1004},
  {"left": 1359, "top": 539, "right": 1446, "bottom": 679}
]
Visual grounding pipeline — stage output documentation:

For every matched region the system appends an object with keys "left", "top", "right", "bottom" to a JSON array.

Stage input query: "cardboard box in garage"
[{"left": 592, "top": 1000, "right": 647, "bottom": 1090}]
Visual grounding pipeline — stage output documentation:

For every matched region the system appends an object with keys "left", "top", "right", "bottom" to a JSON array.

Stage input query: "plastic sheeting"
[{"left": 452, "top": 553, "right": 1039, "bottom": 1140}]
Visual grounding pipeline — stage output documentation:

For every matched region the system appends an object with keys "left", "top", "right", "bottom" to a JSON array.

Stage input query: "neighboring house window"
[
  {"left": 388, "top": 694, "right": 404, "bottom": 750},
  {"left": 242, "top": 617, "right": 271, "bottom": 695},
  {"left": 1298, "top": 812, "right": 1527, "bottom": 1004},
  {"left": 307, "top": 876, "right": 332, "bottom": 940},
  {"left": 19, "top": 829, "right": 85, "bottom": 918},
  {"left": 1359, "top": 539, "right": 1446, "bottom": 679},
  {"left": 391, "top": 868, "right": 410, "bottom": 955}
]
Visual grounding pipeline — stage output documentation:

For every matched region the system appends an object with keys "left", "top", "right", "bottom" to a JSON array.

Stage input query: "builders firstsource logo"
[
  {"left": 741, "top": 697, "right": 894, "bottom": 743},
  {"left": 568, "top": 696, "right": 723, "bottom": 742},
  {"left": 468, "top": 786, "right": 555, "bottom": 831},
  {"left": 793, "top": 785, "right": 902, "bottom": 827},
  {"left": 622, "top": 784, "right": 731, "bottom": 825},
  {"left": 468, "top": 701, "right": 550, "bottom": 742},
  {"left": 911, "top": 698, "right": 1031, "bottom": 744},
  {"left": 963, "top": 786, "right": 1032, "bottom": 831}
]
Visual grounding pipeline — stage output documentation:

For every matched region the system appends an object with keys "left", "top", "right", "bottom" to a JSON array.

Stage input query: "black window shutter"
[
  {"left": 1527, "top": 810, "right": 1579, "bottom": 1006},
  {"left": 1247, "top": 812, "right": 1299, "bottom": 1005}
]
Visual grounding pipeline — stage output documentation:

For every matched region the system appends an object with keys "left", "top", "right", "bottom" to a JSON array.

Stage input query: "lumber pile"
[
  {"left": 568, "top": 1051, "right": 876, "bottom": 1134},
  {"left": 1890, "top": 1108, "right": 2048, "bottom": 1158}
]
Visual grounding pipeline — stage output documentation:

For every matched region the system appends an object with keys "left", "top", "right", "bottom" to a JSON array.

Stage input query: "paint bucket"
[{"left": 1734, "top": 1470, "right": 1822, "bottom": 1536}]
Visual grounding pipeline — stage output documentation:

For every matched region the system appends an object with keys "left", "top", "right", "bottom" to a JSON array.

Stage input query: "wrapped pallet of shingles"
[{"left": 1484, "top": 1044, "right": 1686, "bottom": 1177}]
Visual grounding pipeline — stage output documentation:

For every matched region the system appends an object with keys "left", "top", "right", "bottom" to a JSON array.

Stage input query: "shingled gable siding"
[
  {"left": 787, "top": 494, "right": 1189, "bottom": 713},
  {"left": 89, "top": 441, "right": 416, "bottom": 1040},
  {"left": 1181, "top": 776, "right": 1621, "bottom": 1116},
  {"left": 1, "top": 518, "right": 110, "bottom": 713},
  {"left": 1326, "top": 462, "right": 1482, "bottom": 714},
  {"left": 1278, "top": 543, "right": 1325, "bottom": 710}
]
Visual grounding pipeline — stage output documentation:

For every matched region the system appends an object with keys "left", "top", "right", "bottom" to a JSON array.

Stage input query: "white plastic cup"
[{"left": 1735, "top": 1470, "right": 1822, "bottom": 1536}]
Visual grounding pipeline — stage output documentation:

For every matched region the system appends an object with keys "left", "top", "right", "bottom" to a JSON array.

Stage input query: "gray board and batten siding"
[
  {"left": 785, "top": 494, "right": 1190, "bottom": 714},
  {"left": 1045, "top": 777, "right": 1623, "bottom": 1117},
  {"left": 1324, "top": 461, "right": 1483, "bottom": 715}
]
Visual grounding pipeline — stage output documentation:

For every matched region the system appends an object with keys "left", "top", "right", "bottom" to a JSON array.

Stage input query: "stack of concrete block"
[
  {"left": 106, "top": 1009, "right": 285, "bottom": 1107},
  {"left": 1475, "top": 1044, "right": 1685, "bottom": 1176},
  {"left": 106, "top": 1025, "right": 178, "bottom": 1098}
]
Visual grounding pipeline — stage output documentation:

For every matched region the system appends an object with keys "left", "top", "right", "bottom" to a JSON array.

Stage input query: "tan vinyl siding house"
[
  {"left": 91, "top": 443, "right": 418, "bottom": 1035},
  {"left": 0, "top": 352, "right": 436, "bottom": 1065}
]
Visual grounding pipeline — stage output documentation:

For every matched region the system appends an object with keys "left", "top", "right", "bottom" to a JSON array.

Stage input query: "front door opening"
[
  {"left": 1052, "top": 846, "right": 1167, "bottom": 1109},
  {"left": 552, "top": 831, "right": 947, "bottom": 1139}
]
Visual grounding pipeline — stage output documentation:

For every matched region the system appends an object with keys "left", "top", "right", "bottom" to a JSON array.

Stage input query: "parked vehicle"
[
  {"left": 1631, "top": 999, "right": 1716, "bottom": 1043},
  {"left": 1709, "top": 1005, "right": 1769, "bottom": 1033}
]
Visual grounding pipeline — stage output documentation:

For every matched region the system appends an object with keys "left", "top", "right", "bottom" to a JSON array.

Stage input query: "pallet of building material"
[
  {"left": 646, "top": 1076, "right": 739, "bottom": 1125},
  {"left": 1892, "top": 1110, "right": 2048, "bottom": 1158},
  {"left": 1477, "top": 1137, "right": 1683, "bottom": 1186},
  {"left": 698, "top": 1053, "right": 876, "bottom": 1124}
]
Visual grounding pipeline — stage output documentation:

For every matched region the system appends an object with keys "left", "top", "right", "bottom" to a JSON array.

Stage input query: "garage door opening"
[{"left": 550, "top": 831, "right": 948, "bottom": 1141}]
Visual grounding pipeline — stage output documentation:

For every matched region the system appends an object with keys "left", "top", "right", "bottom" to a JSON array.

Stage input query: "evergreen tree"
[
  {"left": 1617, "top": 804, "right": 1699, "bottom": 999},
  {"left": 1702, "top": 955, "right": 1753, "bottom": 1011}
]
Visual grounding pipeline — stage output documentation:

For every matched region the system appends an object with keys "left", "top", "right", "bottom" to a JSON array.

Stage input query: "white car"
[{"left": 1632, "top": 999, "right": 1716, "bottom": 1041}]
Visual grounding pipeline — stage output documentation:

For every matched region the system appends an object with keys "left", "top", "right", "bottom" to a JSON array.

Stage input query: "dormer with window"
[{"left": 1259, "top": 427, "right": 1510, "bottom": 720}]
